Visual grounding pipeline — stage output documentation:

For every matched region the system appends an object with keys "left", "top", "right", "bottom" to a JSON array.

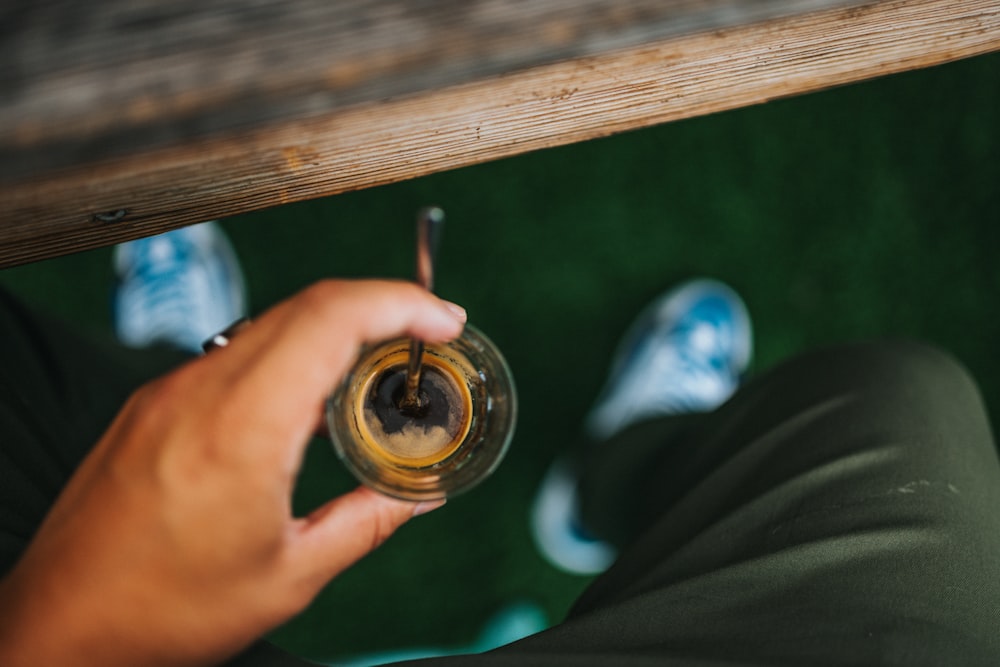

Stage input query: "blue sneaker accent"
[
  {"left": 531, "top": 279, "right": 752, "bottom": 575},
  {"left": 585, "top": 279, "right": 752, "bottom": 440},
  {"left": 330, "top": 602, "right": 548, "bottom": 666},
  {"left": 113, "top": 222, "right": 247, "bottom": 353}
]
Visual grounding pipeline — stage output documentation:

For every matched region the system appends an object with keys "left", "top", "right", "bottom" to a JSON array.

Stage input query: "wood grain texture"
[
  {"left": 0, "top": 0, "right": 858, "bottom": 180},
  {"left": 1, "top": 0, "right": 999, "bottom": 266}
]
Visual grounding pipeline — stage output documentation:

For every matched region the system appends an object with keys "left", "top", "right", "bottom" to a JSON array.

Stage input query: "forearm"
[
  {"left": 0, "top": 562, "right": 197, "bottom": 667},
  {"left": 0, "top": 568, "right": 134, "bottom": 667}
]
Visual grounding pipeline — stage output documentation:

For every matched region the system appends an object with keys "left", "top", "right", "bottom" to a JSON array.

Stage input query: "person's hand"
[{"left": 0, "top": 280, "right": 467, "bottom": 667}]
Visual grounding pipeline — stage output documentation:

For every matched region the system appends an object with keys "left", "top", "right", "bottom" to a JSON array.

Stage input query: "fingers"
[
  {"left": 236, "top": 279, "right": 463, "bottom": 394},
  {"left": 292, "top": 487, "right": 445, "bottom": 583},
  {"left": 258, "top": 279, "right": 466, "bottom": 356},
  {"left": 199, "top": 279, "right": 467, "bottom": 463}
]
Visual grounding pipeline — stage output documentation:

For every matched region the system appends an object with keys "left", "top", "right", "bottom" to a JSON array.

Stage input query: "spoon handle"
[{"left": 402, "top": 207, "right": 445, "bottom": 408}]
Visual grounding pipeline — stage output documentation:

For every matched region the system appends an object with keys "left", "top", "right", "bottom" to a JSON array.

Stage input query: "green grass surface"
[{"left": 2, "top": 52, "right": 998, "bottom": 663}]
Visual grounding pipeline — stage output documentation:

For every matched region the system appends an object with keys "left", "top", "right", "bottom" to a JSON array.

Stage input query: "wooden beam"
[
  {"left": 1, "top": 0, "right": 998, "bottom": 267},
  {"left": 2, "top": 0, "right": 860, "bottom": 180}
]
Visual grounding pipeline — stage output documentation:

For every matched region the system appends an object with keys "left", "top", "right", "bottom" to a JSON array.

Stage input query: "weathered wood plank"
[
  {"left": 1, "top": 0, "right": 999, "bottom": 267},
  {"left": 0, "top": 0, "right": 858, "bottom": 181}
]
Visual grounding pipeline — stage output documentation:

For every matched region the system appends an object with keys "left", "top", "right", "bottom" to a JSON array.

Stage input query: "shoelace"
[
  {"left": 588, "top": 318, "right": 736, "bottom": 438},
  {"left": 641, "top": 323, "right": 733, "bottom": 411},
  {"left": 119, "top": 239, "right": 210, "bottom": 349}
]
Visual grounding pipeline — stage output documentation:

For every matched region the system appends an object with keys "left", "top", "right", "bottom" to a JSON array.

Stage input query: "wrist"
[{"left": 0, "top": 565, "right": 155, "bottom": 667}]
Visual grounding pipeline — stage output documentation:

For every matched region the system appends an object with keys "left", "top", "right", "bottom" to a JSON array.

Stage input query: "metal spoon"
[{"left": 400, "top": 206, "right": 445, "bottom": 411}]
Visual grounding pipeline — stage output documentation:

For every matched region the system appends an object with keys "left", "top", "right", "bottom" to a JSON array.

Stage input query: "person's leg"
[
  {"left": 406, "top": 271, "right": 998, "bottom": 665},
  {"left": 498, "top": 341, "right": 1000, "bottom": 665},
  {"left": 576, "top": 412, "right": 704, "bottom": 548},
  {"left": 531, "top": 280, "right": 752, "bottom": 575},
  {"left": 0, "top": 288, "right": 188, "bottom": 572}
]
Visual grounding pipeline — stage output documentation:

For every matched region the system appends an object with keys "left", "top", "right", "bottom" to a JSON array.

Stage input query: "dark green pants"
[{"left": 2, "top": 290, "right": 998, "bottom": 666}]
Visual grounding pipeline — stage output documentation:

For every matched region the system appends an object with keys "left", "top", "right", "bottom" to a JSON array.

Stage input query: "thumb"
[{"left": 293, "top": 487, "right": 445, "bottom": 581}]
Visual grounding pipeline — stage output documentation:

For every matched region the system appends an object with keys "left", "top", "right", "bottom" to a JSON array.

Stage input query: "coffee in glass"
[{"left": 327, "top": 325, "right": 515, "bottom": 501}]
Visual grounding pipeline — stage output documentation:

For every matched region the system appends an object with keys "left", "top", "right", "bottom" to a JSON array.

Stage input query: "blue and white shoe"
[
  {"left": 113, "top": 221, "right": 247, "bottom": 353},
  {"left": 531, "top": 279, "right": 752, "bottom": 575},
  {"left": 584, "top": 278, "right": 752, "bottom": 440}
]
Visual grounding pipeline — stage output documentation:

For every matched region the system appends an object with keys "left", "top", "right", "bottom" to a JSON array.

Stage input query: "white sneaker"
[
  {"left": 113, "top": 222, "right": 247, "bottom": 353},
  {"left": 584, "top": 279, "right": 752, "bottom": 440}
]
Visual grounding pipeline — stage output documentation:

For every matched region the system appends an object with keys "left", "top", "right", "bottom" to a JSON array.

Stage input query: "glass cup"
[{"left": 327, "top": 325, "right": 516, "bottom": 501}]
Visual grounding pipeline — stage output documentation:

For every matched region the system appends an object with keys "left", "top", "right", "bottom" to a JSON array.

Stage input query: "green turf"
[{"left": 1, "top": 51, "right": 998, "bottom": 662}]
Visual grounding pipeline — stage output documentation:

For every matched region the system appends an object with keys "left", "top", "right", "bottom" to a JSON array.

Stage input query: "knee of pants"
[{"left": 755, "top": 340, "right": 987, "bottom": 435}]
